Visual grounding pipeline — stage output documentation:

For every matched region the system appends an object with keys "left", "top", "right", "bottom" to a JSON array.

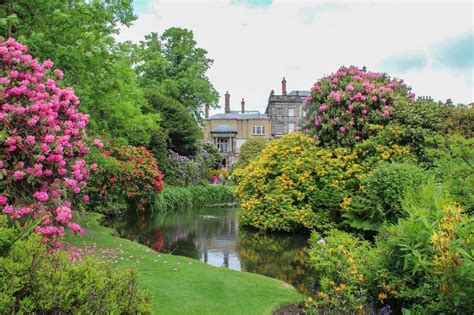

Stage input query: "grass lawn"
[{"left": 65, "top": 212, "right": 304, "bottom": 315}]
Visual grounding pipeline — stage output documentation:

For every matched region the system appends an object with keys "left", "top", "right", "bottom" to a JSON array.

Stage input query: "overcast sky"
[{"left": 119, "top": 0, "right": 474, "bottom": 114}]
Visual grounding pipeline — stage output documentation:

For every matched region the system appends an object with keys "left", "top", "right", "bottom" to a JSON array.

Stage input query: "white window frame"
[
  {"left": 288, "top": 123, "right": 295, "bottom": 133},
  {"left": 252, "top": 125, "right": 265, "bottom": 135},
  {"left": 276, "top": 123, "right": 284, "bottom": 134},
  {"left": 288, "top": 108, "right": 295, "bottom": 117},
  {"left": 217, "top": 138, "right": 230, "bottom": 153},
  {"left": 275, "top": 107, "right": 283, "bottom": 116}
]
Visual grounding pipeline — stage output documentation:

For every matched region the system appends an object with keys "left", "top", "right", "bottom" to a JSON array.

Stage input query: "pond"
[{"left": 106, "top": 207, "right": 317, "bottom": 295}]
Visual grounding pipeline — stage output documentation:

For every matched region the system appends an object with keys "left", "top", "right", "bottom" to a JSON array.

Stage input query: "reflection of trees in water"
[
  {"left": 106, "top": 208, "right": 316, "bottom": 294},
  {"left": 106, "top": 208, "right": 239, "bottom": 263},
  {"left": 237, "top": 229, "right": 317, "bottom": 295}
]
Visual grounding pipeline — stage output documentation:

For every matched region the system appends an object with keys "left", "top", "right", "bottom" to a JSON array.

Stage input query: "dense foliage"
[
  {"left": 308, "top": 182, "right": 474, "bottom": 314},
  {"left": 234, "top": 136, "right": 269, "bottom": 170},
  {"left": 0, "top": 0, "right": 162, "bottom": 145},
  {"left": 134, "top": 29, "right": 219, "bottom": 120},
  {"left": 237, "top": 132, "right": 336, "bottom": 232},
  {"left": 236, "top": 131, "right": 414, "bottom": 232},
  {"left": 0, "top": 225, "right": 152, "bottom": 314},
  {"left": 86, "top": 141, "right": 164, "bottom": 215},
  {"left": 301, "top": 65, "right": 415, "bottom": 148}
]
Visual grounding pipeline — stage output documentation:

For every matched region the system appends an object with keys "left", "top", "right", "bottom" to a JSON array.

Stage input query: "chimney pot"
[
  {"left": 241, "top": 98, "right": 245, "bottom": 113},
  {"left": 281, "top": 77, "right": 287, "bottom": 96},
  {"left": 225, "top": 91, "right": 230, "bottom": 113}
]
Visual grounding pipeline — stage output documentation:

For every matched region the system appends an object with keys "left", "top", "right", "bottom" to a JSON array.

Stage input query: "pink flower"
[
  {"left": 43, "top": 59, "right": 54, "bottom": 69},
  {"left": 339, "top": 126, "right": 346, "bottom": 133},
  {"left": 26, "top": 135, "right": 36, "bottom": 145},
  {"left": 93, "top": 139, "right": 104, "bottom": 149},
  {"left": 371, "top": 96, "right": 377, "bottom": 102},
  {"left": 91, "top": 163, "right": 98, "bottom": 171},
  {"left": 69, "top": 223, "right": 82, "bottom": 232},
  {"left": 346, "top": 85, "right": 354, "bottom": 91},
  {"left": 319, "top": 105, "right": 327, "bottom": 112},
  {"left": 53, "top": 69, "right": 64, "bottom": 79},
  {"left": 33, "top": 191, "right": 49, "bottom": 202},
  {"left": 0, "top": 196, "right": 7, "bottom": 205},
  {"left": 362, "top": 109, "right": 368, "bottom": 115},
  {"left": 3, "top": 205, "right": 14, "bottom": 215},
  {"left": 83, "top": 194, "right": 89, "bottom": 202},
  {"left": 13, "top": 170, "right": 25, "bottom": 180}
]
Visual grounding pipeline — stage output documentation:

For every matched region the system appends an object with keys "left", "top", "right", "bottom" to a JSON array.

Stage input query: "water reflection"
[{"left": 106, "top": 207, "right": 317, "bottom": 294}]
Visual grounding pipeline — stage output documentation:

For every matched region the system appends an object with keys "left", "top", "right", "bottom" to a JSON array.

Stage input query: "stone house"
[
  {"left": 265, "top": 78, "right": 310, "bottom": 137},
  {"left": 204, "top": 92, "right": 272, "bottom": 167}
]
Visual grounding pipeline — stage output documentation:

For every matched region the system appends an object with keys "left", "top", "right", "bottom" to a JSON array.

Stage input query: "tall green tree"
[
  {"left": 134, "top": 28, "right": 219, "bottom": 121},
  {"left": 0, "top": 0, "right": 160, "bottom": 145},
  {"left": 144, "top": 89, "right": 201, "bottom": 155}
]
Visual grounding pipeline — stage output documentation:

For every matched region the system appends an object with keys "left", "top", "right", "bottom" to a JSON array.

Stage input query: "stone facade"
[
  {"left": 265, "top": 78, "right": 310, "bottom": 138},
  {"left": 204, "top": 94, "right": 271, "bottom": 167}
]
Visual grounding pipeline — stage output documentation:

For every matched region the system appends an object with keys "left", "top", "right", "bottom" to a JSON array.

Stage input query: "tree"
[
  {"left": 0, "top": 0, "right": 160, "bottom": 146},
  {"left": 235, "top": 137, "right": 269, "bottom": 169},
  {"left": 134, "top": 29, "right": 219, "bottom": 121},
  {"left": 144, "top": 89, "right": 201, "bottom": 155}
]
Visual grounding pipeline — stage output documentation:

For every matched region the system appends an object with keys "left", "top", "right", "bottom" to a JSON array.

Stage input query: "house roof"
[
  {"left": 210, "top": 124, "right": 238, "bottom": 133},
  {"left": 209, "top": 110, "right": 270, "bottom": 120},
  {"left": 288, "top": 90, "right": 311, "bottom": 96}
]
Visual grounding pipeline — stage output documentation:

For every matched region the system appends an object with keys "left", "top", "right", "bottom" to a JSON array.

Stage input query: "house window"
[
  {"left": 252, "top": 125, "right": 265, "bottom": 135},
  {"left": 275, "top": 107, "right": 283, "bottom": 115},
  {"left": 276, "top": 123, "right": 284, "bottom": 134},
  {"left": 217, "top": 138, "right": 230, "bottom": 153},
  {"left": 288, "top": 123, "right": 295, "bottom": 133},
  {"left": 288, "top": 108, "right": 295, "bottom": 117}
]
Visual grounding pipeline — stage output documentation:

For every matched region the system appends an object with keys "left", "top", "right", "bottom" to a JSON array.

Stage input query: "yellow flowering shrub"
[
  {"left": 236, "top": 131, "right": 417, "bottom": 232},
  {"left": 236, "top": 132, "right": 328, "bottom": 231}
]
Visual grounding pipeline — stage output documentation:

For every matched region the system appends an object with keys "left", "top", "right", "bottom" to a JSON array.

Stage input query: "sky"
[{"left": 120, "top": 0, "right": 474, "bottom": 115}]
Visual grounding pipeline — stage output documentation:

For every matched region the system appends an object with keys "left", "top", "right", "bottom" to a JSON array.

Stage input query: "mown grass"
[
  {"left": 151, "top": 185, "right": 237, "bottom": 213},
  {"left": 65, "top": 212, "right": 303, "bottom": 315}
]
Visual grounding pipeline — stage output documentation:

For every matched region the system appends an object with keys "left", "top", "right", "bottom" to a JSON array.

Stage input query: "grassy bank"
[
  {"left": 151, "top": 185, "right": 237, "bottom": 213},
  {"left": 65, "top": 212, "right": 303, "bottom": 315}
]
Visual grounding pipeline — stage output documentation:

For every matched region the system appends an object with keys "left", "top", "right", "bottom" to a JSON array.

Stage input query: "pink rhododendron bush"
[
  {"left": 301, "top": 65, "right": 416, "bottom": 148},
  {"left": 0, "top": 38, "right": 91, "bottom": 245}
]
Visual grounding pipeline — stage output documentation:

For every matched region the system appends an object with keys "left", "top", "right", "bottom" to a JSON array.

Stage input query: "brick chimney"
[
  {"left": 281, "top": 77, "right": 287, "bottom": 95},
  {"left": 225, "top": 91, "right": 230, "bottom": 113},
  {"left": 204, "top": 104, "right": 209, "bottom": 119},
  {"left": 241, "top": 98, "right": 245, "bottom": 113}
]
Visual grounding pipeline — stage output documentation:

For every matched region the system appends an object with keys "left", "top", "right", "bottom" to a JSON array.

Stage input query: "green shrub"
[
  {"left": 234, "top": 137, "right": 269, "bottom": 170},
  {"left": 368, "top": 182, "right": 474, "bottom": 313},
  {"left": 307, "top": 229, "right": 373, "bottom": 313},
  {"left": 344, "top": 162, "right": 427, "bottom": 232},
  {"left": 422, "top": 134, "right": 474, "bottom": 213},
  {"left": 308, "top": 182, "right": 474, "bottom": 314},
  {"left": 0, "top": 230, "right": 152, "bottom": 314}
]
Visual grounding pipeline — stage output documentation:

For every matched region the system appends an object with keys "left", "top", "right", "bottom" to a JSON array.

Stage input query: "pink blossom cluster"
[
  {"left": 302, "top": 65, "right": 414, "bottom": 147},
  {"left": 0, "top": 38, "right": 92, "bottom": 244}
]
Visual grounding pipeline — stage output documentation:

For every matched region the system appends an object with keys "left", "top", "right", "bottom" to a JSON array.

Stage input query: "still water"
[{"left": 106, "top": 207, "right": 317, "bottom": 294}]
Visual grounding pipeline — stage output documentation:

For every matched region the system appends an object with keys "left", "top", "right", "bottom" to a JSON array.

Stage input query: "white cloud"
[{"left": 119, "top": 1, "right": 473, "bottom": 113}]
